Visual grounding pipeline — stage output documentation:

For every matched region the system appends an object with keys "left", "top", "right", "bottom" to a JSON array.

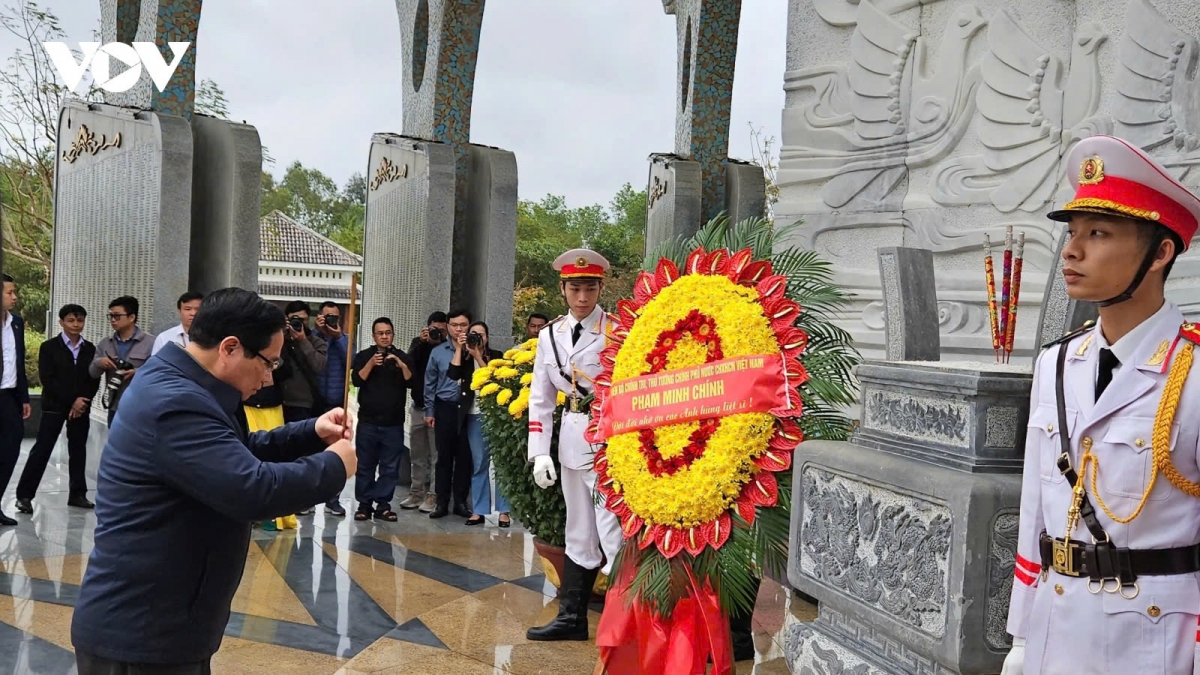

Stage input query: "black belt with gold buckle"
[
  {"left": 1039, "top": 532, "right": 1200, "bottom": 581},
  {"left": 567, "top": 398, "right": 588, "bottom": 414}
]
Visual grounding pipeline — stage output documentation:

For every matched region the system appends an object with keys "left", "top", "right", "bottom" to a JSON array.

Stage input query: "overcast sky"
[{"left": 4, "top": 0, "right": 786, "bottom": 210}]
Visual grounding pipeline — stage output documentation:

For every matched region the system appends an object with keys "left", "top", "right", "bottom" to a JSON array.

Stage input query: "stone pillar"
[
  {"left": 646, "top": 154, "right": 703, "bottom": 252},
  {"left": 99, "top": 0, "right": 203, "bottom": 116},
  {"left": 877, "top": 247, "right": 940, "bottom": 361},
  {"left": 776, "top": 0, "right": 1200, "bottom": 363},
  {"left": 51, "top": 101, "right": 192, "bottom": 340},
  {"left": 786, "top": 361, "right": 1029, "bottom": 674},
  {"left": 188, "top": 116, "right": 263, "bottom": 293},
  {"left": 724, "top": 159, "right": 766, "bottom": 226},
  {"left": 463, "top": 145, "right": 518, "bottom": 350},
  {"left": 361, "top": 0, "right": 516, "bottom": 344},
  {"left": 360, "top": 134, "right": 456, "bottom": 350},
  {"left": 646, "top": 0, "right": 765, "bottom": 253}
]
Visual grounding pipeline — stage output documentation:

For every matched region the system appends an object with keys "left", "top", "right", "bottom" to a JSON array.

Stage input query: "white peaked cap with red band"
[
  {"left": 554, "top": 249, "right": 610, "bottom": 280},
  {"left": 1048, "top": 135, "right": 1200, "bottom": 251}
]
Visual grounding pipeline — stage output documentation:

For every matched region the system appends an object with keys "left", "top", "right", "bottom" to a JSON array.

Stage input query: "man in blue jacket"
[{"left": 71, "top": 288, "right": 358, "bottom": 674}]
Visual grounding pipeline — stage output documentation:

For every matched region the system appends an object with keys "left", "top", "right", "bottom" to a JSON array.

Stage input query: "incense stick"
[
  {"left": 984, "top": 235, "right": 1001, "bottom": 362},
  {"left": 1004, "top": 232, "right": 1025, "bottom": 363},
  {"left": 999, "top": 227, "right": 1013, "bottom": 358}
]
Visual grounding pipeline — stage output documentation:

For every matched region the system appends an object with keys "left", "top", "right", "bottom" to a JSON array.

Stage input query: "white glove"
[
  {"left": 1000, "top": 637, "right": 1025, "bottom": 675},
  {"left": 532, "top": 455, "right": 557, "bottom": 489}
]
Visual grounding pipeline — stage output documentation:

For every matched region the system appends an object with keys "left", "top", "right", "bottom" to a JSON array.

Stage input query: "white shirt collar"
[
  {"left": 1094, "top": 301, "right": 1173, "bottom": 366},
  {"left": 1, "top": 312, "right": 10, "bottom": 329},
  {"left": 565, "top": 306, "right": 602, "bottom": 332},
  {"left": 62, "top": 332, "right": 81, "bottom": 348}
]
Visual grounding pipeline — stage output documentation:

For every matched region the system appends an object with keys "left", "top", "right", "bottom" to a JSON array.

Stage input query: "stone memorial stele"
[
  {"left": 360, "top": 0, "right": 517, "bottom": 350},
  {"left": 878, "top": 246, "right": 941, "bottom": 361},
  {"left": 645, "top": 0, "right": 766, "bottom": 252}
]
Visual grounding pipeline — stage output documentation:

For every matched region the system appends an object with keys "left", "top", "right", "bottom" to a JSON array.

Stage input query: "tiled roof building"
[{"left": 258, "top": 211, "right": 363, "bottom": 304}]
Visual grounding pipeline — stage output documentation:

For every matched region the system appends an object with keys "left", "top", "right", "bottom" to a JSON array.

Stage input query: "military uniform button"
[
  {"left": 1054, "top": 584, "right": 1063, "bottom": 595},
  {"left": 1147, "top": 605, "right": 1161, "bottom": 618},
  {"left": 1135, "top": 438, "right": 1146, "bottom": 448},
  {"left": 1082, "top": 437, "right": 1093, "bottom": 450},
  {"left": 1046, "top": 424, "right": 1054, "bottom": 433}
]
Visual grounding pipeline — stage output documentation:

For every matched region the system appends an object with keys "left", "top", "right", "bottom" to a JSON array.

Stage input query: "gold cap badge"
[
  {"left": 575, "top": 256, "right": 588, "bottom": 267},
  {"left": 1079, "top": 156, "right": 1104, "bottom": 185}
]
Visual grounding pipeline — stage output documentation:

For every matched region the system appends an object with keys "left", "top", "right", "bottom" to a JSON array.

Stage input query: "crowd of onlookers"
[{"left": 0, "top": 272, "right": 553, "bottom": 528}]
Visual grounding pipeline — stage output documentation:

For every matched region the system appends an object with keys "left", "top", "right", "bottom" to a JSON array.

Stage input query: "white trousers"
[{"left": 562, "top": 465, "right": 623, "bottom": 575}]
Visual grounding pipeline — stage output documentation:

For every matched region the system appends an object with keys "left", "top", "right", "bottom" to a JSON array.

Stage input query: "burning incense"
[
  {"left": 1004, "top": 232, "right": 1025, "bottom": 362},
  {"left": 984, "top": 235, "right": 1001, "bottom": 361}
]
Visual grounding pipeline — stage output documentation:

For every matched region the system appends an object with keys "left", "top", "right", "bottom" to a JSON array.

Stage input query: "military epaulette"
[
  {"left": 1180, "top": 322, "right": 1200, "bottom": 346},
  {"left": 1040, "top": 320, "right": 1096, "bottom": 350}
]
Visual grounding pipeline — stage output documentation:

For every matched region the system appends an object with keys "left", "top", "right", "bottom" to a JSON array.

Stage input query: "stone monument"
[
  {"left": 775, "top": 0, "right": 1200, "bottom": 363},
  {"left": 785, "top": 357, "right": 1030, "bottom": 673},
  {"left": 51, "top": 1, "right": 262, "bottom": 434},
  {"left": 361, "top": 0, "right": 517, "bottom": 350},
  {"left": 645, "top": 0, "right": 766, "bottom": 251},
  {"left": 877, "top": 246, "right": 940, "bottom": 361}
]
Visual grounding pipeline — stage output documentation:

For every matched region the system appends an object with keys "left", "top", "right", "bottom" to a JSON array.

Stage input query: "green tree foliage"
[
  {"left": 260, "top": 163, "right": 366, "bottom": 255},
  {"left": 513, "top": 184, "right": 646, "bottom": 335}
]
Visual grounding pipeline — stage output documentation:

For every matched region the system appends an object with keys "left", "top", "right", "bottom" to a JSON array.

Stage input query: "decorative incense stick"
[
  {"left": 999, "top": 227, "right": 1013, "bottom": 354},
  {"left": 984, "top": 235, "right": 1001, "bottom": 361},
  {"left": 1004, "top": 232, "right": 1025, "bottom": 363}
]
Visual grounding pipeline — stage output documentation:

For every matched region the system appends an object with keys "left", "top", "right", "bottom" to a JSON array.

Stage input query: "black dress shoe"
[
  {"left": 0, "top": 512, "right": 15, "bottom": 526},
  {"left": 14, "top": 498, "right": 33, "bottom": 514},
  {"left": 67, "top": 495, "right": 94, "bottom": 509},
  {"left": 452, "top": 502, "right": 471, "bottom": 518},
  {"left": 429, "top": 504, "right": 450, "bottom": 519}
]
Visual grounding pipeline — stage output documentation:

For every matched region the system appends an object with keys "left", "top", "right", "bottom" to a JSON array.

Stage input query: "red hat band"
[
  {"left": 1066, "top": 175, "right": 1198, "bottom": 247},
  {"left": 561, "top": 263, "right": 606, "bottom": 279}
]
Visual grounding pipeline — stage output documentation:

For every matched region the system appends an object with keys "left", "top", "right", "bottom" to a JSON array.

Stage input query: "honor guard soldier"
[
  {"left": 1002, "top": 135, "right": 1200, "bottom": 675},
  {"left": 525, "top": 248, "right": 624, "bottom": 642}
]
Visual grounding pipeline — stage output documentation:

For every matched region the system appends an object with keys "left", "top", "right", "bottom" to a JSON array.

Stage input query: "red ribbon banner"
[{"left": 597, "top": 354, "right": 788, "bottom": 440}]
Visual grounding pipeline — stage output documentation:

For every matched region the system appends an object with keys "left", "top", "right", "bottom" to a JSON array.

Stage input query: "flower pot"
[{"left": 532, "top": 536, "right": 609, "bottom": 598}]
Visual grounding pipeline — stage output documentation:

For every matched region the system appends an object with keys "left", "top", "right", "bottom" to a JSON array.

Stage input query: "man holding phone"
[{"left": 350, "top": 318, "right": 413, "bottom": 521}]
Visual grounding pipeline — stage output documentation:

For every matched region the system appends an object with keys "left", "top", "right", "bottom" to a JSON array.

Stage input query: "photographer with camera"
[
  {"left": 278, "top": 301, "right": 329, "bottom": 425},
  {"left": 350, "top": 318, "right": 413, "bottom": 522},
  {"left": 400, "top": 311, "right": 448, "bottom": 512},
  {"left": 89, "top": 296, "right": 155, "bottom": 426},
  {"left": 448, "top": 321, "right": 510, "bottom": 527}
]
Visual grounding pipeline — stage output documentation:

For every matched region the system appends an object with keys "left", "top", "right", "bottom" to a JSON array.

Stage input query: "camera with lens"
[
  {"left": 427, "top": 327, "right": 443, "bottom": 343},
  {"left": 102, "top": 359, "right": 134, "bottom": 409},
  {"left": 324, "top": 314, "right": 340, "bottom": 330},
  {"left": 466, "top": 332, "right": 483, "bottom": 349},
  {"left": 288, "top": 317, "right": 306, "bottom": 333}
]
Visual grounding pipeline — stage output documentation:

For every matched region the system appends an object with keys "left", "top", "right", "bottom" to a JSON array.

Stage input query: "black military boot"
[{"left": 526, "top": 558, "right": 596, "bottom": 641}]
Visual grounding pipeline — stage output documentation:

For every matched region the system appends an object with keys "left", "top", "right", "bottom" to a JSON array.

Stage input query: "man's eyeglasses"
[
  {"left": 250, "top": 351, "right": 283, "bottom": 371},
  {"left": 108, "top": 313, "right": 128, "bottom": 320}
]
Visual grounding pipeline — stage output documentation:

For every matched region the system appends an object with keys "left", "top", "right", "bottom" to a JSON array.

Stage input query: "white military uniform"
[
  {"left": 1005, "top": 134, "right": 1200, "bottom": 675},
  {"left": 1010, "top": 305, "right": 1200, "bottom": 674},
  {"left": 527, "top": 304, "right": 623, "bottom": 574}
]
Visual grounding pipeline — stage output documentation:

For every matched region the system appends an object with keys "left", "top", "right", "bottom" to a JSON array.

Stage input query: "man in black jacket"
[
  {"left": 0, "top": 273, "right": 31, "bottom": 527},
  {"left": 16, "top": 304, "right": 101, "bottom": 512},
  {"left": 350, "top": 317, "right": 413, "bottom": 521}
]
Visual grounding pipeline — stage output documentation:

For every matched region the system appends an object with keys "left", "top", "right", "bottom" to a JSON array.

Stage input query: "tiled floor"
[{"left": 0, "top": 437, "right": 815, "bottom": 674}]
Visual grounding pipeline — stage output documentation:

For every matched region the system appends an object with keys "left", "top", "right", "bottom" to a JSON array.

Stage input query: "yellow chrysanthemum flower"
[
  {"left": 508, "top": 396, "right": 529, "bottom": 417},
  {"left": 488, "top": 359, "right": 513, "bottom": 368},
  {"left": 513, "top": 351, "right": 535, "bottom": 365},
  {"left": 602, "top": 273, "right": 782, "bottom": 529},
  {"left": 556, "top": 391, "right": 567, "bottom": 406},
  {"left": 495, "top": 367, "right": 520, "bottom": 380},
  {"left": 470, "top": 367, "right": 493, "bottom": 390},
  {"left": 523, "top": 338, "right": 539, "bottom": 350},
  {"left": 480, "top": 383, "right": 500, "bottom": 397},
  {"left": 504, "top": 349, "right": 518, "bottom": 360},
  {"left": 520, "top": 373, "right": 533, "bottom": 386},
  {"left": 496, "top": 389, "right": 514, "bottom": 405}
]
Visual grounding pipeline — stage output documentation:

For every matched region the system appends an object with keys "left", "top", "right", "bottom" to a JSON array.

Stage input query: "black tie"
[
  {"left": 1096, "top": 348, "right": 1119, "bottom": 400},
  {"left": 572, "top": 322, "right": 583, "bottom": 346}
]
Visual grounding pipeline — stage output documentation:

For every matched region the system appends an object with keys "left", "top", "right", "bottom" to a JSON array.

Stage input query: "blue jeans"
[
  {"left": 355, "top": 422, "right": 405, "bottom": 510},
  {"left": 467, "top": 414, "right": 509, "bottom": 515}
]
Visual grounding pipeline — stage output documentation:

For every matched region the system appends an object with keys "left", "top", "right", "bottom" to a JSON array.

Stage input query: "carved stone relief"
[
  {"left": 863, "top": 390, "right": 969, "bottom": 447},
  {"left": 778, "top": 0, "right": 1200, "bottom": 362},
  {"left": 800, "top": 466, "right": 953, "bottom": 637},
  {"left": 986, "top": 511, "right": 1019, "bottom": 651}
]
